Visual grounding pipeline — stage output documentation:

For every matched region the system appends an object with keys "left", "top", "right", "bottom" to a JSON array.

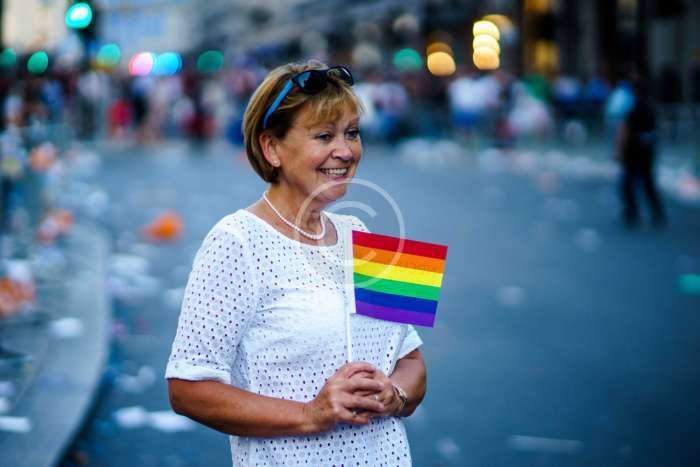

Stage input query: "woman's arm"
[
  {"left": 389, "top": 349, "right": 427, "bottom": 417},
  {"left": 168, "top": 361, "right": 386, "bottom": 437}
]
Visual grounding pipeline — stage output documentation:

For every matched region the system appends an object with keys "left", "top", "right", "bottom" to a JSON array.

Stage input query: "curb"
[{"left": 0, "top": 225, "right": 111, "bottom": 467}]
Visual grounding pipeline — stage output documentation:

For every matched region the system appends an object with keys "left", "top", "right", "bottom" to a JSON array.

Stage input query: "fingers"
[
  {"left": 341, "top": 408, "right": 373, "bottom": 425},
  {"left": 349, "top": 394, "right": 384, "bottom": 413},
  {"left": 341, "top": 361, "right": 377, "bottom": 378},
  {"left": 347, "top": 377, "right": 384, "bottom": 394}
]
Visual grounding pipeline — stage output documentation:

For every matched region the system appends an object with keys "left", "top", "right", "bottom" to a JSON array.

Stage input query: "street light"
[
  {"left": 65, "top": 2, "right": 93, "bottom": 29},
  {"left": 472, "top": 19, "right": 501, "bottom": 70}
]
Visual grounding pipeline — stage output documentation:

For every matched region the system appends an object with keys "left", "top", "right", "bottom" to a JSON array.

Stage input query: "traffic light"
[{"left": 66, "top": 1, "right": 99, "bottom": 47}]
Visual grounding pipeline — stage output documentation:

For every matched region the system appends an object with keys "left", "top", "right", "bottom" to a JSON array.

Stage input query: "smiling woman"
[{"left": 165, "top": 60, "right": 427, "bottom": 466}]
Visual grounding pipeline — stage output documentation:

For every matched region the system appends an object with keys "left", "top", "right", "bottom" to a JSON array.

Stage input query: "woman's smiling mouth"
[{"left": 318, "top": 167, "right": 349, "bottom": 178}]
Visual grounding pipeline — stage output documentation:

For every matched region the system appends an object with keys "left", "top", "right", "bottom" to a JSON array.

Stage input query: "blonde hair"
[{"left": 242, "top": 60, "right": 363, "bottom": 183}]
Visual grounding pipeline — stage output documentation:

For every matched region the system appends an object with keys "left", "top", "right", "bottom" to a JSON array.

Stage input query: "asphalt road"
[{"left": 63, "top": 139, "right": 700, "bottom": 467}]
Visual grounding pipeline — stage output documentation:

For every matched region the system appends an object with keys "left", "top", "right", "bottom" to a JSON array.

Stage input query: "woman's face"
[{"left": 272, "top": 104, "right": 362, "bottom": 205}]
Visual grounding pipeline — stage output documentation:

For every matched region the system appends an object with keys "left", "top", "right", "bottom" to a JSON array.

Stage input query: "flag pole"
[
  {"left": 345, "top": 304, "right": 353, "bottom": 363},
  {"left": 344, "top": 228, "right": 355, "bottom": 363}
]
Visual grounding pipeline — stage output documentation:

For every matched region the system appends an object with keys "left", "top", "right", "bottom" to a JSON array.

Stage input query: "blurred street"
[{"left": 59, "top": 138, "right": 700, "bottom": 467}]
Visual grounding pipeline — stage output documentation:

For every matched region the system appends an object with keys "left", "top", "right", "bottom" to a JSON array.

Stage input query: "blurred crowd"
[
  {"left": 0, "top": 58, "right": 699, "bottom": 253},
  {"left": 2, "top": 59, "right": 697, "bottom": 151}
]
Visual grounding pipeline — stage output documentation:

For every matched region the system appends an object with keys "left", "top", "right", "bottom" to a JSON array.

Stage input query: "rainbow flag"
[{"left": 346, "top": 231, "right": 448, "bottom": 327}]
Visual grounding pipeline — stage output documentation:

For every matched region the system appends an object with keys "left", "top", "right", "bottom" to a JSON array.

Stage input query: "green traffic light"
[
  {"left": 0, "top": 48, "right": 17, "bottom": 68},
  {"left": 65, "top": 3, "right": 93, "bottom": 29},
  {"left": 97, "top": 44, "right": 121, "bottom": 68},
  {"left": 27, "top": 51, "right": 49, "bottom": 74},
  {"left": 393, "top": 48, "right": 423, "bottom": 72},
  {"left": 197, "top": 50, "right": 224, "bottom": 73}
]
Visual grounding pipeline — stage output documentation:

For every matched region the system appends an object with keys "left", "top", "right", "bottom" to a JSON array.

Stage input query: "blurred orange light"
[
  {"left": 482, "top": 14, "right": 514, "bottom": 34},
  {"left": 534, "top": 40, "right": 559, "bottom": 72},
  {"left": 525, "top": 0, "right": 553, "bottom": 13},
  {"left": 426, "top": 52, "right": 456, "bottom": 76},
  {"left": 473, "top": 20, "right": 500, "bottom": 40},
  {"left": 473, "top": 47, "right": 500, "bottom": 70},
  {"left": 473, "top": 35, "right": 500, "bottom": 55},
  {"left": 426, "top": 42, "right": 453, "bottom": 57}
]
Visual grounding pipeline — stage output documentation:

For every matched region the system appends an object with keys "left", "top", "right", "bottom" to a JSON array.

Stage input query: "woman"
[{"left": 166, "top": 60, "right": 426, "bottom": 466}]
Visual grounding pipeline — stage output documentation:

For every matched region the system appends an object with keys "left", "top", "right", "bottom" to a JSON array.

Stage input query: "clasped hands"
[{"left": 302, "top": 362, "right": 403, "bottom": 433}]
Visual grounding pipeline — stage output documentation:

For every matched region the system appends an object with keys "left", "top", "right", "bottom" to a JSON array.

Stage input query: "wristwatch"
[{"left": 391, "top": 383, "right": 408, "bottom": 416}]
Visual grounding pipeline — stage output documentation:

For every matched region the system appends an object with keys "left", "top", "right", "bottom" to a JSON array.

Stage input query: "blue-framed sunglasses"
[{"left": 262, "top": 66, "right": 354, "bottom": 129}]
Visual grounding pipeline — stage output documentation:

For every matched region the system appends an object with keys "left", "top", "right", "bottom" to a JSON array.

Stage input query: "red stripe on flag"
[{"left": 352, "top": 230, "right": 448, "bottom": 260}]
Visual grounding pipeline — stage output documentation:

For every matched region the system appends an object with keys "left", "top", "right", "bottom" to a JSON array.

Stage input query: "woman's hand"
[
  {"left": 302, "top": 362, "right": 386, "bottom": 433},
  {"left": 351, "top": 369, "right": 403, "bottom": 418}
]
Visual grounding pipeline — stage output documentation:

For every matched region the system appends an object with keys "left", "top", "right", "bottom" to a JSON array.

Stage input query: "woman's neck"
[{"left": 266, "top": 185, "right": 325, "bottom": 232}]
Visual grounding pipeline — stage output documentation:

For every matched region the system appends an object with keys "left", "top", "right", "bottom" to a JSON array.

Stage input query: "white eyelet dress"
[{"left": 165, "top": 209, "right": 423, "bottom": 466}]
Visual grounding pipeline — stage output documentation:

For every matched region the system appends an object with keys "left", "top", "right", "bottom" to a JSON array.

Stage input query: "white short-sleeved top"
[{"left": 165, "top": 209, "right": 423, "bottom": 466}]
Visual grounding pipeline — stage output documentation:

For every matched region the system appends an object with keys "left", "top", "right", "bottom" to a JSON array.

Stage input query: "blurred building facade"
[
  {"left": 521, "top": 0, "right": 699, "bottom": 97},
  {"left": 100, "top": 0, "right": 191, "bottom": 60},
  {"left": 187, "top": 0, "right": 426, "bottom": 61},
  {"left": 0, "top": 0, "right": 697, "bottom": 102},
  {"left": 2, "top": 0, "right": 68, "bottom": 50},
  {"left": 186, "top": 0, "right": 698, "bottom": 102}
]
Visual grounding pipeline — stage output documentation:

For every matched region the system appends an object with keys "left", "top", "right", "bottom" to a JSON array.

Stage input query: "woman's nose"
[{"left": 332, "top": 139, "right": 354, "bottom": 161}]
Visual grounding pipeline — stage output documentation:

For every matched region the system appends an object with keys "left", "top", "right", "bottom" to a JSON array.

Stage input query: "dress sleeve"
[
  {"left": 397, "top": 325, "right": 423, "bottom": 359},
  {"left": 165, "top": 225, "right": 259, "bottom": 384}
]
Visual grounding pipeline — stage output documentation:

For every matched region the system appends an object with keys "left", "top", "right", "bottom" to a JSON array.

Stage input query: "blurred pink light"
[{"left": 129, "top": 52, "right": 155, "bottom": 76}]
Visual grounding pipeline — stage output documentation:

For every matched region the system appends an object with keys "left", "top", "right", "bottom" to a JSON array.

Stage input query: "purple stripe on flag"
[{"left": 356, "top": 301, "right": 436, "bottom": 327}]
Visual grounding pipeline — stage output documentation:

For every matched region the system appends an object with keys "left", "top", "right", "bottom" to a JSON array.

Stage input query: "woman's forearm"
[
  {"left": 389, "top": 349, "right": 427, "bottom": 417},
  {"left": 168, "top": 378, "right": 317, "bottom": 437}
]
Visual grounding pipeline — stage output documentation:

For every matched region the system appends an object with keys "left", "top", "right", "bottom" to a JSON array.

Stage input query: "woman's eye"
[
  {"left": 316, "top": 133, "right": 332, "bottom": 142},
  {"left": 347, "top": 129, "right": 360, "bottom": 139}
]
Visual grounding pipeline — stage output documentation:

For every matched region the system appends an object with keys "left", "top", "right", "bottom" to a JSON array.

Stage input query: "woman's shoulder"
[
  {"left": 206, "top": 209, "right": 261, "bottom": 242},
  {"left": 325, "top": 212, "right": 370, "bottom": 233}
]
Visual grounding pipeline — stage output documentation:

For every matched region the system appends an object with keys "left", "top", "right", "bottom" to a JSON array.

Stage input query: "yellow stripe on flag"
[{"left": 353, "top": 259, "right": 444, "bottom": 288}]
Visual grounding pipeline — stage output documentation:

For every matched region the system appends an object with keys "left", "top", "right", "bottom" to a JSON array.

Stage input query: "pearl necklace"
[{"left": 262, "top": 191, "right": 326, "bottom": 240}]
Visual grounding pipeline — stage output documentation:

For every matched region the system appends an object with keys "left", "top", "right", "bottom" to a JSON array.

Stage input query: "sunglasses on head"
[{"left": 262, "top": 66, "right": 354, "bottom": 129}]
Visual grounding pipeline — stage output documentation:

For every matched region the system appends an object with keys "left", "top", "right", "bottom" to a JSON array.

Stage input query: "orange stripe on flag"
[{"left": 353, "top": 244, "right": 446, "bottom": 274}]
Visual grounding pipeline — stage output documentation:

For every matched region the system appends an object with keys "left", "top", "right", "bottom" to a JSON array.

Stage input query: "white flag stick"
[{"left": 344, "top": 227, "right": 355, "bottom": 363}]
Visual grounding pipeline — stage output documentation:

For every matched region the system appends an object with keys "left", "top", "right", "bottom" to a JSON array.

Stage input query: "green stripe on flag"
[{"left": 354, "top": 272, "right": 441, "bottom": 301}]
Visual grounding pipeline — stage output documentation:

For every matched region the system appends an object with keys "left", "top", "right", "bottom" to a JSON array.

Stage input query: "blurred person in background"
[
  {"left": 0, "top": 82, "right": 27, "bottom": 234},
  {"left": 166, "top": 60, "right": 426, "bottom": 466},
  {"left": 616, "top": 75, "right": 666, "bottom": 228},
  {"left": 506, "top": 79, "right": 553, "bottom": 142},
  {"left": 374, "top": 71, "right": 410, "bottom": 142},
  {"left": 76, "top": 65, "right": 105, "bottom": 140},
  {"left": 129, "top": 75, "right": 152, "bottom": 142},
  {"left": 447, "top": 70, "right": 482, "bottom": 141},
  {"left": 605, "top": 78, "right": 635, "bottom": 141},
  {"left": 107, "top": 82, "right": 133, "bottom": 139}
]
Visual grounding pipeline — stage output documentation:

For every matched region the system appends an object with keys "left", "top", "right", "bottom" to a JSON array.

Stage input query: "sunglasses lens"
[
  {"left": 296, "top": 70, "right": 326, "bottom": 93},
  {"left": 328, "top": 66, "right": 354, "bottom": 85}
]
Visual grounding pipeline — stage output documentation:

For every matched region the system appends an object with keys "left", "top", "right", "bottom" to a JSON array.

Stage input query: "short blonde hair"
[{"left": 242, "top": 60, "right": 363, "bottom": 183}]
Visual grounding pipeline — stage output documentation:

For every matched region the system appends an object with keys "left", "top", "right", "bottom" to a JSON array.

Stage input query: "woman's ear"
[{"left": 259, "top": 132, "right": 282, "bottom": 168}]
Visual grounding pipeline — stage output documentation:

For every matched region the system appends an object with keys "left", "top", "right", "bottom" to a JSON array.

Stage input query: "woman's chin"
[{"left": 317, "top": 185, "right": 348, "bottom": 203}]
